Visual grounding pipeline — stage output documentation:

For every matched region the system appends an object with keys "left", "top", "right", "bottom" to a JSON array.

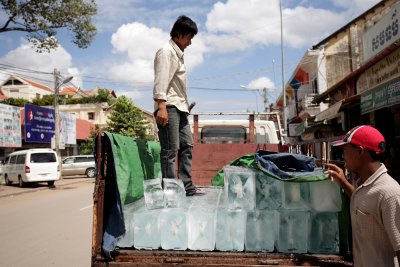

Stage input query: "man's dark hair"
[{"left": 170, "top": 15, "right": 198, "bottom": 38}]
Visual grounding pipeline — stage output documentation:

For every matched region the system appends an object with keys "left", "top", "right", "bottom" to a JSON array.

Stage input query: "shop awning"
[{"left": 314, "top": 100, "right": 343, "bottom": 122}]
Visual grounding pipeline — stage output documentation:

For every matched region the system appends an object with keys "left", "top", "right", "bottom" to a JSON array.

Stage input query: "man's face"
[
  {"left": 175, "top": 34, "right": 194, "bottom": 51},
  {"left": 343, "top": 144, "right": 361, "bottom": 172}
]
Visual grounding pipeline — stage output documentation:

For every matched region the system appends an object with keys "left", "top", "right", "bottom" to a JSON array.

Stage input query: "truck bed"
[{"left": 91, "top": 131, "right": 353, "bottom": 267}]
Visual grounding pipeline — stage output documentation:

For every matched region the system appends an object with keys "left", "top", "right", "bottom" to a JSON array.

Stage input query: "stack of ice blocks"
[{"left": 117, "top": 165, "right": 342, "bottom": 254}]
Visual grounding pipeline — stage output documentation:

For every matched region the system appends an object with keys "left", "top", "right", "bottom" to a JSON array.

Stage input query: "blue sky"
[{"left": 0, "top": 0, "right": 381, "bottom": 113}]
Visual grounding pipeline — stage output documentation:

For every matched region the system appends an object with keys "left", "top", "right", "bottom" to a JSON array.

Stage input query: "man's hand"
[
  {"left": 156, "top": 100, "right": 168, "bottom": 126},
  {"left": 324, "top": 163, "right": 354, "bottom": 197}
]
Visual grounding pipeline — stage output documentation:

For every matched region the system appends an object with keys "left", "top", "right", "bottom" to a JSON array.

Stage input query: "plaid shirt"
[{"left": 351, "top": 164, "right": 400, "bottom": 267}]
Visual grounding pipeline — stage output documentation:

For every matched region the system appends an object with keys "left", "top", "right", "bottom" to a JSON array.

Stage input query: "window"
[
  {"left": 63, "top": 158, "right": 74, "bottom": 164},
  {"left": 75, "top": 156, "right": 94, "bottom": 163},
  {"left": 36, "top": 93, "right": 40, "bottom": 99},
  {"left": 88, "top": 112, "right": 95, "bottom": 120},
  {"left": 10, "top": 89, "right": 19, "bottom": 93},
  {"left": 30, "top": 153, "right": 56, "bottom": 163},
  {"left": 9, "top": 156, "right": 17, "bottom": 164},
  {"left": 201, "top": 126, "right": 247, "bottom": 144},
  {"left": 16, "top": 155, "right": 26, "bottom": 164}
]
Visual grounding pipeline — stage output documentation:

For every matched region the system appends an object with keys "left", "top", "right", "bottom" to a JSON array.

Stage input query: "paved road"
[{"left": 0, "top": 177, "right": 94, "bottom": 267}]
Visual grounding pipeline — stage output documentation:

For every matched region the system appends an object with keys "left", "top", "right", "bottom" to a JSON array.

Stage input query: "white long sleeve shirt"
[{"left": 153, "top": 39, "right": 189, "bottom": 113}]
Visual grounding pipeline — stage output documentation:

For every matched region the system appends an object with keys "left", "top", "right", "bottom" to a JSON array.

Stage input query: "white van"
[{"left": 3, "top": 149, "right": 61, "bottom": 187}]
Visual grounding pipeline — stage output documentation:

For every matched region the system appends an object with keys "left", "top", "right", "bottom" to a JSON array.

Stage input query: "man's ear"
[{"left": 357, "top": 146, "right": 364, "bottom": 155}]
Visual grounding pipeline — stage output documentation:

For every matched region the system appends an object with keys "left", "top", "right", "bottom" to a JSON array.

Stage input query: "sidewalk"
[{"left": 0, "top": 176, "right": 94, "bottom": 198}]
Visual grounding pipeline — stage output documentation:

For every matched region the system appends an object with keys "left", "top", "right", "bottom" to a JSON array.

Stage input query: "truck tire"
[
  {"left": 47, "top": 181, "right": 55, "bottom": 187},
  {"left": 18, "top": 176, "right": 25, "bottom": 188},
  {"left": 86, "top": 168, "right": 95, "bottom": 178},
  {"left": 4, "top": 175, "right": 11, "bottom": 186}
]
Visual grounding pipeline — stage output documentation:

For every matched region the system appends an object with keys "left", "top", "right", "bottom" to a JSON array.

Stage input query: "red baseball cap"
[{"left": 331, "top": 125, "right": 386, "bottom": 154}]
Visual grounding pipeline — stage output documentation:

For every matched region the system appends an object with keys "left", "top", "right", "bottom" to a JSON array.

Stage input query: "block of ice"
[
  {"left": 133, "top": 209, "right": 161, "bottom": 249},
  {"left": 245, "top": 210, "right": 277, "bottom": 252},
  {"left": 255, "top": 170, "right": 283, "bottom": 210},
  {"left": 143, "top": 178, "right": 165, "bottom": 210},
  {"left": 188, "top": 206, "right": 216, "bottom": 251},
  {"left": 282, "top": 181, "right": 310, "bottom": 210},
  {"left": 277, "top": 211, "right": 309, "bottom": 253},
  {"left": 117, "top": 198, "right": 145, "bottom": 248},
  {"left": 309, "top": 180, "right": 342, "bottom": 212},
  {"left": 160, "top": 208, "right": 188, "bottom": 250},
  {"left": 308, "top": 212, "right": 339, "bottom": 254},
  {"left": 224, "top": 166, "right": 255, "bottom": 210},
  {"left": 163, "top": 178, "right": 186, "bottom": 208},
  {"left": 216, "top": 209, "right": 246, "bottom": 251},
  {"left": 188, "top": 187, "right": 222, "bottom": 210}
]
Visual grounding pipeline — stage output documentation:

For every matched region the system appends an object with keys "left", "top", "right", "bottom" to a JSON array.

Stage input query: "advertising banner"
[
  {"left": 0, "top": 103, "right": 21, "bottom": 147},
  {"left": 24, "top": 104, "right": 55, "bottom": 143},
  {"left": 60, "top": 112, "right": 76, "bottom": 145}
]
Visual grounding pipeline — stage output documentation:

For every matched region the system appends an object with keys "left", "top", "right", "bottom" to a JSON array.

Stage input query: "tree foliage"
[
  {"left": 0, "top": 0, "right": 97, "bottom": 52},
  {"left": 65, "top": 88, "right": 115, "bottom": 105},
  {"left": 104, "top": 96, "right": 150, "bottom": 140},
  {"left": 2, "top": 97, "right": 30, "bottom": 107},
  {"left": 32, "top": 94, "right": 54, "bottom": 106}
]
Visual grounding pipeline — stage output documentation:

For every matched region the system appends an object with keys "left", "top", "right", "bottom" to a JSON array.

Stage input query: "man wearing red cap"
[{"left": 325, "top": 125, "right": 400, "bottom": 267}]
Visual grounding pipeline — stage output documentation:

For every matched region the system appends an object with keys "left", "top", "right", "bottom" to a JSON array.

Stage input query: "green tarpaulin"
[
  {"left": 211, "top": 153, "right": 328, "bottom": 186},
  {"left": 105, "top": 132, "right": 161, "bottom": 206}
]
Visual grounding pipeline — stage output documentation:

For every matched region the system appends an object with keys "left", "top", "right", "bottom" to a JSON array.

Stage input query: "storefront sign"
[
  {"left": 361, "top": 77, "right": 400, "bottom": 114},
  {"left": 25, "top": 104, "right": 55, "bottom": 143},
  {"left": 363, "top": 2, "right": 400, "bottom": 63},
  {"left": 288, "top": 123, "right": 304, "bottom": 137},
  {"left": 358, "top": 48, "right": 400, "bottom": 94},
  {"left": 0, "top": 103, "right": 21, "bottom": 147}
]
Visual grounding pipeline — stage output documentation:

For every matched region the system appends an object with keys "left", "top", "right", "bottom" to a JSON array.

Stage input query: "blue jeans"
[{"left": 157, "top": 106, "right": 196, "bottom": 193}]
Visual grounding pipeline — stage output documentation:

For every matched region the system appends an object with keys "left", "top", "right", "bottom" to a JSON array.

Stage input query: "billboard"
[
  {"left": 0, "top": 103, "right": 22, "bottom": 147},
  {"left": 25, "top": 104, "right": 55, "bottom": 143}
]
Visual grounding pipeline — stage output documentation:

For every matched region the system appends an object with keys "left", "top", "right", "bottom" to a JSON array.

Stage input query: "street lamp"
[{"left": 53, "top": 68, "right": 73, "bottom": 160}]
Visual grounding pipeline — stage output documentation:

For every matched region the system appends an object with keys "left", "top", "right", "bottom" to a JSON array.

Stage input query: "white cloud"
[
  {"left": 111, "top": 22, "right": 167, "bottom": 61},
  {"left": 109, "top": 22, "right": 208, "bottom": 85},
  {"left": 204, "top": 0, "right": 350, "bottom": 52},
  {"left": 0, "top": 39, "right": 81, "bottom": 88},
  {"left": 244, "top": 76, "right": 276, "bottom": 90},
  {"left": 109, "top": 60, "right": 153, "bottom": 84}
]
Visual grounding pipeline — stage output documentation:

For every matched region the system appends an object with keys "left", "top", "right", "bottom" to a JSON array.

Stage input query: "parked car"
[
  {"left": 3, "top": 149, "right": 61, "bottom": 187},
  {"left": 61, "top": 155, "right": 96, "bottom": 178}
]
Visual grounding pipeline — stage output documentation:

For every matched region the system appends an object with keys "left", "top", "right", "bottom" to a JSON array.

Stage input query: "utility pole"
[
  {"left": 53, "top": 68, "right": 61, "bottom": 160},
  {"left": 53, "top": 69, "right": 73, "bottom": 161},
  {"left": 262, "top": 87, "right": 268, "bottom": 112}
]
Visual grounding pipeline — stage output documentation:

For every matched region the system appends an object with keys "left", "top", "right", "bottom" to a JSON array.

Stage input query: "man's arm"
[{"left": 396, "top": 251, "right": 400, "bottom": 266}]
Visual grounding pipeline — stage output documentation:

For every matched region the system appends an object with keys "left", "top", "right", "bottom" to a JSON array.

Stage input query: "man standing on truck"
[
  {"left": 153, "top": 15, "right": 205, "bottom": 196},
  {"left": 325, "top": 125, "right": 400, "bottom": 267}
]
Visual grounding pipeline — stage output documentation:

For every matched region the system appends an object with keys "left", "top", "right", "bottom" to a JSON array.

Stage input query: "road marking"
[{"left": 80, "top": 204, "right": 93, "bottom": 211}]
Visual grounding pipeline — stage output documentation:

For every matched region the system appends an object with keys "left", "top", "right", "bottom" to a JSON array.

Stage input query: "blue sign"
[{"left": 24, "top": 104, "right": 55, "bottom": 143}]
